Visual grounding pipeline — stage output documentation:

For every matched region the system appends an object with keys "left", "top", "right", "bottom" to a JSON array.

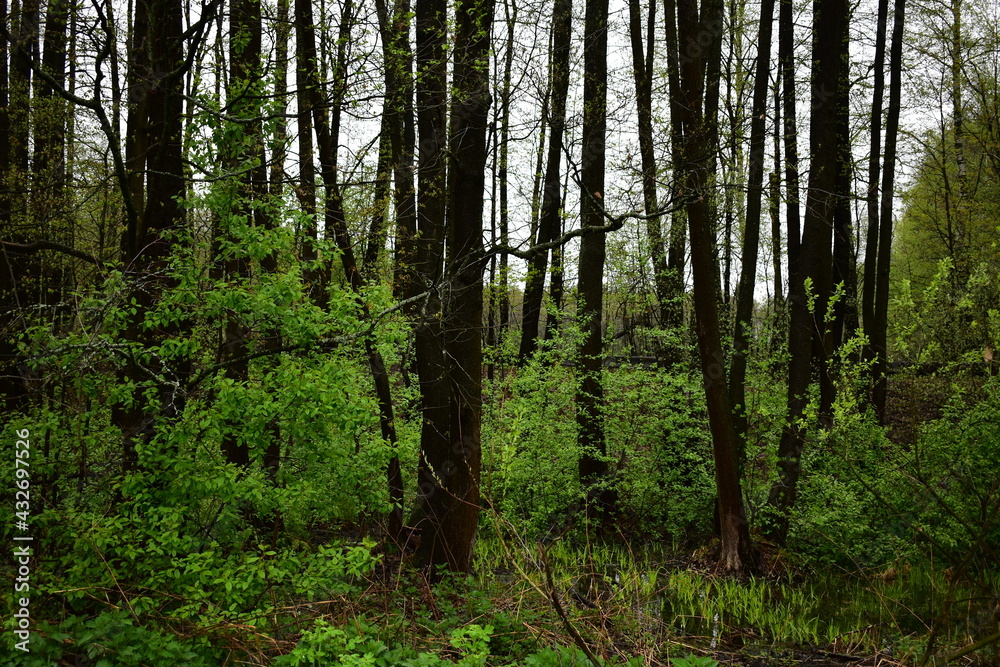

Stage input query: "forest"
[{"left": 1, "top": 0, "right": 999, "bottom": 661}]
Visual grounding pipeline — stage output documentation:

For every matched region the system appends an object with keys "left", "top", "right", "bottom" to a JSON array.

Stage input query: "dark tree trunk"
[
  {"left": 519, "top": 0, "right": 570, "bottom": 363},
  {"left": 627, "top": 0, "right": 669, "bottom": 327},
  {"left": 407, "top": 0, "right": 452, "bottom": 558},
  {"left": 870, "top": 0, "right": 905, "bottom": 422},
  {"left": 269, "top": 0, "right": 290, "bottom": 201},
  {"left": 124, "top": 0, "right": 149, "bottom": 241},
  {"left": 662, "top": 0, "right": 687, "bottom": 357},
  {"left": 8, "top": 0, "right": 37, "bottom": 222},
  {"left": 0, "top": 0, "right": 8, "bottom": 208},
  {"left": 862, "top": 0, "right": 888, "bottom": 351},
  {"left": 114, "top": 0, "right": 191, "bottom": 474},
  {"left": 544, "top": 200, "right": 565, "bottom": 343},
  {"left": 363, "top": 113, "right": 392, "bottom": 281},
  {"left": 374, "top": 0, "right": 416, "bottom": 305},
  {"left": 827, "top": 63, "right": 857, "bottom": 417},
  {"left": 412, "top": 0, "right": 494, "bottom": 574},
  {"left": 779, "top": 0, "right": 801, "bottom": 274},
  {"left": 33, "top": 0, "right": 69, "bottom": 239},
  {"left": 494, "top": 0, "right": 514, "bottom": 363},
  {"left": 576, "top": 0, "right": 617, "bottom": 522},
  {"left": 769, "top": 171, "right": 783, "bottom": 306},
  {"left": 729, "top": 0, "right": 775, "bottom": 458},
  {"left": 767, "top": 0, "right": 848, "bottom": 543},
  {"left": 0, "top": 0, "right": 31, "bottom": 412},
  {"left": 295, "top": 2, "right": 317, "bottom": 268},
  {"left": 674, "top": 0, "right": 755, "bottom": 573}
]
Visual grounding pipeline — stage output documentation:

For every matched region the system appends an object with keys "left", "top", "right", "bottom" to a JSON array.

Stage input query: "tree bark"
[
  {"left": 767, "top": 0, "right": 848, "bottom": 543},
  {"left": 662, "top": 0, "right": 688, "bottom": 359},
  {"left": 627, "top": 0, "right": 670, "bottom": 330},
  {"left": 779, "top": 0, "right": 801, "bottom": 275},
  {"left": 674, "top": 0, "right": 755, "bottom": 573},
  {"left": 412, "top": 0, "right": 494, "bottom": 574},
  {"left": 729, "top": 0, "right": 775, "bottom": 458},
  {"left": 519, "top": 0, "right": 571, "bottom": 363},
  {"left": 114, "top": 0, "right": 192, "bottom": 474},
  {"left": 576, "top": 0, "right": 616, "bottom": 522},
  {"left": 870, "top": 0, "right": 905, "bottom": 422},
  {"left": 408, "top": 0, "right": 454, "bottom": 564},
  {"left": 862, "top": 0, "right": 889, "bottom": 360}
]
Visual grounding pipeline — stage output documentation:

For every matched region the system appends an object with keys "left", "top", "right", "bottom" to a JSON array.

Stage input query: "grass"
[{"left": 471, "top": 531, "right": 1000, "bottom": 665}]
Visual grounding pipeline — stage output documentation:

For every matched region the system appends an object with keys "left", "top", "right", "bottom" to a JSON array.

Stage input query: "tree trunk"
[
  {"left": 295, "top": 1, "right": 317, "bottom": 268},
  {"left": 374, "top": 0, "right": 416, "bottom": 305},
  {"left": 674, "top": 0, "right": 755, "bottom": 573},
  {"left": 114, "top": 0, "right": 191, "bottom": 474},
  {"left": 269, "top": 0, "right": 290, "bottom": 201},
  {"left": 862, "top": 0, "right": 889, "bottom": 359},
  {"left": 767, "top": 0, "right": 848, "bottom": 543},
  {"left": 729, "top": 0, "right": 775, "bottom": 459},
  {"left": 412, "top": 0, "right": 494, "bottom": 574},
  {"left": 627, "top": 0, "right": 669, "bottom": 331},
  {"left": 408, "top": 0, "right": 454, "bottom": 564},
  {"left": 576, "top": 0, "right": 616, "bottom": 522},
  {"left": 870, "top": 0, "right": 905, "bottom": 422},
  {"left": 662, "top": 0, "right": 688, "bottom": 358},
  {"left": 519, "top": 0, "right": 571, "bottom": 363},
  {"left": 0, "top": 0, "right": 31, "bottom": 412},
  {"left": 779, "top": 0, "right": 801, "bottom": 275}
]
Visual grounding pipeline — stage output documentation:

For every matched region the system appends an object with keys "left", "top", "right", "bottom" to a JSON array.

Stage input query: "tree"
[
  {"left": 113, "top": 0, "right": 204, "bottom": 473},
  {"left": 672, "top": 0, "right": 755, "bottom": 572},
  {"left": 576, "top": 0, "right": 616, "bottom": 522},
  {"left": 767, "top": 0, "right": 850, "bottom": 543},
  {"left": 729, "top": 0, "right": 776, "bottom": 456},
  {"left": 627, "top": 0, "right": 671, "bottom": 333},
  {"left": 863, "top": 0, "right": 905, "bottom": 421},
  {"left": 406, "top": 0, "right": 493, "bottom": 574},
  {"left": 518, "top": 0, "right": 571, "bottom": 363}
]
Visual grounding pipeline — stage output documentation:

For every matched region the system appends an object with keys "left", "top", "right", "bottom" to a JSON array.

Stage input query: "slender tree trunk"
[
  {"left": 829, "top": 67, "right": 857, "bottom": 346},
  {"left": 949, "top": 0, "right": 968, "bottom": 284},
  {"left": 0, "top": 0, "right": 31, "bottom": 412},
  {"left": 862, "top": 0, "right": 889, "bottom": 354},
  {"left": 270, "top": 0, "right": 290, "bottom": 201},
  {"left": 674, "top": 0, "right": 755, "bottom": 573},
  {"left": 870, "top": 0, "right": 905, "bottom": 422},
  {"left": 628, "top": 0, "right": 669, "bottom": 329},
  {"left": 544, "top": 187, "right": 566, "bottom": 343},
  {"left": 295, "top": 2, "right": 317, "bottom": 268},
  {"left": 576, "top": 0, "right": 616, "bottom": 522},
  {"left": 33, "top": 0, "right": 70, "bottom": 253},
  {"left": 662, "top": 0, "right": 687, "bottom": 357},
  {"left": 767, "top": 0, "right": 847, "bottom": 543},
  {"left": 0, "top": 0, "right": 8, "bottom": 215},
  {"left": 519, "top": 0, "right": 570, "bottom": 363},
  {"left": 364, "top": 114, "right": 392, "bottom": 281},
  {"left": 8, "top": 0, "right": 37, "bottom": 223},
  {"left": 374, "top": 0, "right": 415, "bottom": 307},
  {"left": 493, "top": 0, "right": 514, "bottom": 361},
  {"left": 729, "top": 0, "right": 775, "bottom": 458},
  {"left": 769, "top": 172, "right": 783, "bottom": 307},
  {"left": 779, "top": 0, "right": 801, "bottom": 273}
]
